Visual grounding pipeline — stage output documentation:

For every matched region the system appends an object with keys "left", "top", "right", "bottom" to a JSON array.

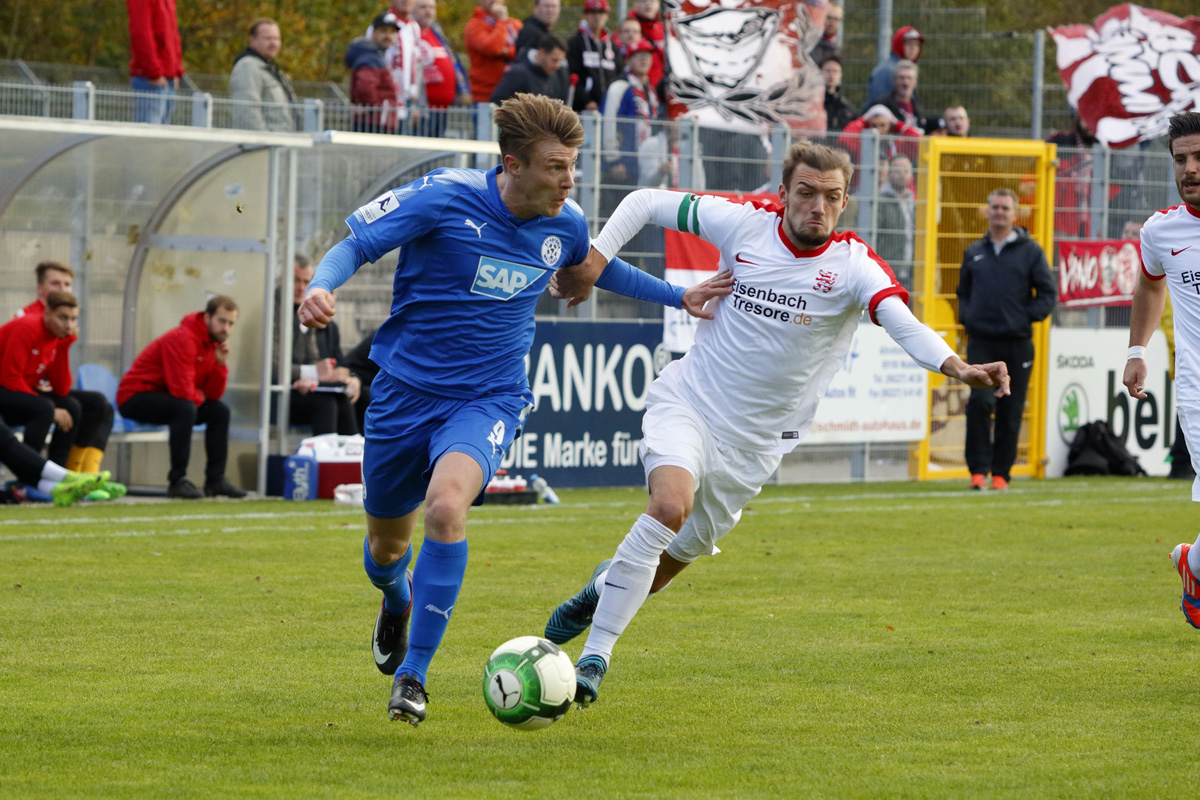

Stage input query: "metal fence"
[
  {"left": 0, "top": 110, "right": 1182, "bottom": 488},
  {"left": 841, "top": 0, "right": 1071, "bottom": 139}
]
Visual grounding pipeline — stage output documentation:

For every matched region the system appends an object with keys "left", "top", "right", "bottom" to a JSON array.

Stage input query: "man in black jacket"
[
  {"left": 957, "top": 188, "right": 1056, "bottom": 490},
  {"left": 567, "top": 0, "right": 621, "bottom": 112},
  {"left": 515, "top": 0, "right": 560, "bottom": 55},
  {"left": 489, "top": 34, "right": 568, "bottom": 104}
]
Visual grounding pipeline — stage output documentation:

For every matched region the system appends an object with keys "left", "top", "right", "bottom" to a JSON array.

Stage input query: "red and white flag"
[{"left": 1051, "top": 4, "right": 1200, "bottom": 148}]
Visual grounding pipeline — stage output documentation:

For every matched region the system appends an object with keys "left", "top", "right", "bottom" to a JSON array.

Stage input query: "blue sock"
[
  {"left": 396, "top": 538, "right": 468, "bottom": 686},
  {"left": 363, "top": 536, "right": 412, "bottom": 614}
]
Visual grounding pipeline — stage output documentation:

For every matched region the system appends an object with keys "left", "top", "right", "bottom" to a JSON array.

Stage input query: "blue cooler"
[{"left": 283, "top": 454, "right": 319, "bottom": 501}]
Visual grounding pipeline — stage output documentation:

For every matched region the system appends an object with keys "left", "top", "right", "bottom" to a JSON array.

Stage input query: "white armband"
[{"left": 1127, "top": 345, "right": 1146, "bottom": 360}]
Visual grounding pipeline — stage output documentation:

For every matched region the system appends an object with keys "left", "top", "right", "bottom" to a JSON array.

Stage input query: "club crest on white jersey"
[{"left": 471, "top": 256, "right": 549, "bottom": 300}]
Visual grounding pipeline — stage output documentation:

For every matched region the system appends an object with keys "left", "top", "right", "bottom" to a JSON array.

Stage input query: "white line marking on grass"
[
  {"left": 0, "top": 525, "right": 323, "bottom": 542},
  {"left": 0, "top": 509, "right": 361, "bottom": 527}
]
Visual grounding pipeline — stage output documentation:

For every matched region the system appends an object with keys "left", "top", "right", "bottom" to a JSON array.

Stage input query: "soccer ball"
[{"left": 482, "top": 636, "right": 575, "bottom": 730}]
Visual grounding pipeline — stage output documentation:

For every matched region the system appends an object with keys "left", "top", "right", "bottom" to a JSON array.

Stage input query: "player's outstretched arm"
[
  {"left": 874, "top": 296, "right": 1010, "bottom": 397},
  {"left": 591, "top": 189, "right": 706, "bottom": 261},
  {"left": 942, "top": 357, "right": 1011, "bottom": 398},
  {"left": 1123, "top": 271, "right": 1166, "bottom": 399}
]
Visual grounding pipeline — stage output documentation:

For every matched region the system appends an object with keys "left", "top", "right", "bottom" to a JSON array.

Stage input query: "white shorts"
[
  {"left": 1177, "top": 404, "right": 1200, "bottom": 502},
  {"left": 639, "top": 383, "right": 782, "bottom": 563}
]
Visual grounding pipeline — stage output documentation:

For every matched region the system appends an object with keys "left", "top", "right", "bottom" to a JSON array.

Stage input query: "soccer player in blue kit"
[{"left": 297, "top": 93, "right": 732, "bottom": 726}]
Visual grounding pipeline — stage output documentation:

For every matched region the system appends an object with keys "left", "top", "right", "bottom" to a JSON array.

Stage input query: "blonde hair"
[
  {"left": 781, "top": 140, "right": 853, "bottom": 191},
  {"left": 494, "top": 94, "right": 585, "bottom": 168}
]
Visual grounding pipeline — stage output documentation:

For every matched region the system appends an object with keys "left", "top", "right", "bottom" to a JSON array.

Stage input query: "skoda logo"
[
  {"left": 541, "top": 236, "right": 563, "bottom": 267},
  {"left": 1058, "top": 382, "right": 1089, "bottom": 445}
]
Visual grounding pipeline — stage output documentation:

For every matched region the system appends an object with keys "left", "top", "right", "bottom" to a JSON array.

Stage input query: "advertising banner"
[
  {"left": 499, "top": 320, "right": 669, "bottom": 487},
  {"left": 1057, "top": 240, "right": 1141, "bottom": 308},
  {"left": 805, "top": 323, "right": 929, "bottom": 444},
  {"left": 1045, "top": 326, "right": 1174, "bottom": 476}
]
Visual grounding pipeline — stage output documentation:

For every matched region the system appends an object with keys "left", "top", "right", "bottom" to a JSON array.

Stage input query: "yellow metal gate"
[{"left": 912, "top": 137, "right": 1057, "bottom": 481}]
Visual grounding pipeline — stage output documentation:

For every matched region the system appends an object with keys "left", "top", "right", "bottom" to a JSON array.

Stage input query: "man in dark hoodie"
[
  {"left": 875, "top": 59, "right": 928, "bottom": 133},
  {"left": 515, "top": 0, "right": 560, "bottom": 55},
  {"left": 347, "top": 13, "right": 401, "bottom": 133},
  {"left": 229, "top": 18, "right": 297, "bottom": 131},
  {"left": 866, "top": 25, "right": 922, "bottom": 108},
  {"left": 957, "top": 188, "right": 1056, "bottom": 491},
  {"left": 819, "top": 55, "right": 856, "bottom": 133},
  {"left": 489, "top": 34, "right": 568, "bottom": 104}
]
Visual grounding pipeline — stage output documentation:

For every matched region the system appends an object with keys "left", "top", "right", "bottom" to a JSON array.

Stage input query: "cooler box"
[{"left": 297, "top": 433, "right": 365, "bottom": 499}]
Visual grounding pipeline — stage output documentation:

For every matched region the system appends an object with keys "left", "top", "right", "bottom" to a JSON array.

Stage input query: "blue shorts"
[{"left": 361, "top": 371, "right": 533, "bottom": 519}]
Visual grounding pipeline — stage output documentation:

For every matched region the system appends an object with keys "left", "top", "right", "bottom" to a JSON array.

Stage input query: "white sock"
[
  {"left": 37, "top": 478, "right": 58, "bottom": 494},
  {"left": 1189, "top": 532, "right": 1200, "bottom": 576},
  {"left": 582, "top": 514, "right": 676, "bottom": 664},
  {"left": 592, "top": 569, "right": 609, "bottom": 597},
  {"left": 41, "top": 461, "right": 68, "bottom": 483}
]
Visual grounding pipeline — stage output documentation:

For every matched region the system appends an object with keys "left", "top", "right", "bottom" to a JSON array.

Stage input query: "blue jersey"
[{"left": 346, "top": 166, "right": 591, "bottom": 399}]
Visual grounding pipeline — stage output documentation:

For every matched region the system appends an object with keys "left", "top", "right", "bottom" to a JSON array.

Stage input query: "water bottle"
[{"left": 529, "top": 474, "right": 560, "bottom": 505}]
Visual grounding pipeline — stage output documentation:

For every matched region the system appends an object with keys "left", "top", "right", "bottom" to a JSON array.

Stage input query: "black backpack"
[{"left": 1064, "top": 420, "right": 1147, "bottom": 477}]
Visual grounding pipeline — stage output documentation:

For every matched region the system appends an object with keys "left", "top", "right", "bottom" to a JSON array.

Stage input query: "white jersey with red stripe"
[
  {"left": 1141, "top": 203, "right": 1200, "bottom": 404},
  {"left": 651, "top": 193, "right": 908, "bottom": 454}
]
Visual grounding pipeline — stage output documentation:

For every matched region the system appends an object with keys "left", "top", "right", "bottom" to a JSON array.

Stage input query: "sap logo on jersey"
[{"left": 471, "top": 257, "right": 549, "bottom": 300}]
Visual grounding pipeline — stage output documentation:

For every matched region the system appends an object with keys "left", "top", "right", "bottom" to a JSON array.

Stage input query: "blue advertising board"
[{"left": 498, "top": 319, "right": 671, "bottom": 487}]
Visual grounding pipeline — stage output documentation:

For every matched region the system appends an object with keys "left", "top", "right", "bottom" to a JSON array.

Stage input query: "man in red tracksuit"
[
  {"left": 15, "top": 261, "right": 116, "bottom": 476},
  {"left": 117, "top": 296, "right": 246, "bottom": 499},
  {"left": 0, "top": 292, "right": 89, "bottom": 467}
]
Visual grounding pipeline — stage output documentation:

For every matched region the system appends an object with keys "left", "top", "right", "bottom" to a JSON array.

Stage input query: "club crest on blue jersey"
[
  {"left": 470, "top": 257, "right": 550, "bottom": 300},
  {"left": 541, "top": 236, "right": 563, "bottom": 266}
]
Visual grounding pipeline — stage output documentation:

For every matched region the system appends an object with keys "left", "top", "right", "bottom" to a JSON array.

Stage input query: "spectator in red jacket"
[
  {"left": 126, "top": 0, "right": 183, "bottom": 124},
  {"left": 347, "top": 13, "right": 403, "bottom": 134},
  {"left": 0, "top": 292, "right": 109, "bottom": 472},
  {"left": 117, "top": 296, "right": 246, "bottom": 499},
  {"left": 465, "top": 0, "right": 522, "bottom": 103},
  {"left": 838, "top": 104, "right": 922, "bottom": 164},
  {"left": 14, "top": 261, "right": 116, "bottom": 476}
]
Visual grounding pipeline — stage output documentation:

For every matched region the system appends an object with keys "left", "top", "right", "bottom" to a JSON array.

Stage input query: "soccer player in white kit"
[
  {"left": 544, "top": 140, "right": 1011, "bottom": 705},
  {"left": 1123, "top": 111, "right": 1200, "bottom": 629}
]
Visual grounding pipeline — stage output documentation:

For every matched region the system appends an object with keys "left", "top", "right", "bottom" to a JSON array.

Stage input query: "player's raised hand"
[
  {"left": 681, "top": 270, "right": 734, "bottom": 320},
  {"left": 550, "top": 245, "right": 609, "bottom": 308},
  {"left": 298, "top": 288, "right": 336, "bottom": 329}
]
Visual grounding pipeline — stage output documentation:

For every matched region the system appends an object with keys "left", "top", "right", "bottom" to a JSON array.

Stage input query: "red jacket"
[
  {"left": 0, "top": 313, "right": 75, "bottom": 396},
  {"left": 14, "top": 299, "right": 43, "bottom": 319},
  {"left": 465, "top": 7, "right": 522, "bottom": 102},
  {"left": 117, "top": 312, "right": 227, "bottom": 407},
  {"left": 126, "top": 0, "right": 183, "bottom": 80}
]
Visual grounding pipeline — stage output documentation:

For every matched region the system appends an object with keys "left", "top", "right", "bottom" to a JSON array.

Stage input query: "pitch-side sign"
[{"left": 1045, "top": 326, "right": 1173, "bottom": 476}]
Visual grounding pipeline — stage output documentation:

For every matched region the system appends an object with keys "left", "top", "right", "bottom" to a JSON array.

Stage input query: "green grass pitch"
[{"left": 2, "top": 477, "right": 1198, "bottom": 799}]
